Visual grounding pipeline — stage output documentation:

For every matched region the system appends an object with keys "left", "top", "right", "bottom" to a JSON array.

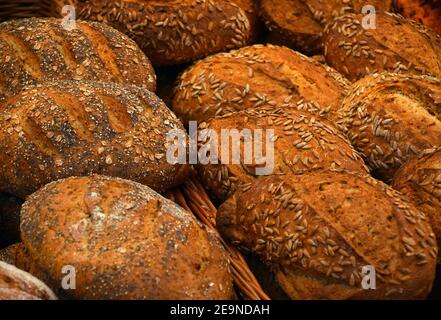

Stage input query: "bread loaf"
[
  {"left": 0, "top": 17, "right": 156, "bottom": 101},
  {"left": 260, "top": 0, "right": 392, "bottom": 54},
  {"left": 217, "top": 170, "right": 438, "bottom": 299},
  {"left": 392, "top": 146, "right": 441, "bottom": 263},
  {"left": 0, "top": 261, "right": 57, "bottom": 300},
  {"left": 197, "top": 106, "right": 368, "bottom": 201},
  {"left": 20, "top": 175, "right": 235, "bottom": 300},
  {"left": 394, "top": 0, "right": 441, "bottom": 34},
  {"left": 0, "top": 194, "right": 22, "bottom": 246},
  {"left": 337, "top": 73, "right": 441, "bottom": 181},
  {"left": 0, "top": 80, "right": 190, "bottom": 198},
  {"left": 0, "top": 243, "right": 24, "bottom": 265},
  {"left": 323, "top": 12, "right": 441, "bottom": 81},
  {"left": 78, "top": 0, "right": 254, "bottom": 67},
  {"left": 172, "top": 44, "right": 350, "bottom": 124}
]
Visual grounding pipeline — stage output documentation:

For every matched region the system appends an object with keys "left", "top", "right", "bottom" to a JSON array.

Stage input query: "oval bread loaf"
[
  {"left": 20, "top": 175, "right": 236, "bottom": 300},
  {"left": 78, "top": 0, "right": 254, "bottom": 67},
  {"left": 172, "top": 44, "right": 350, "bottom": 124},
  {"left": 323, "top": 12, "right": 441, "bottom": 81},
  {"left": 337, "top": 73, "right": 441, "bottom": 181},
  {"left": 0, "top": 261, "right": 57, "bottom": 300},
  {"left": 217, "top": 170, "right": 438, "bottom": 299},
  {"left": 0, "top": 17, "right": 156, "bottom": 101},
  {"left": 0, "top": 80, "right": 190, "bottom": 198},
  {"left": 0, "top": 194, "right": 23, "bottom": 246},
  {"left": 197, "top": 106, "right": 368, "bottom": 201},
  {"left": 392, "top": 146, "right": 441, "bottom": 263}
]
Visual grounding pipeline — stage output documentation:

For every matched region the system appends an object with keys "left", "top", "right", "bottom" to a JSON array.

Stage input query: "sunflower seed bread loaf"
[
  {"left": 337, "top": 73, "right": 441, "bottom": 181},
  {"left": 0, "top": 80, "right": 190, "bottom": 198},
  {"left": 172, "top": 44, "right": 350, "bottom": 125},
  {"left": 0, "top": 261, "right": 57, "bottom": 300},
  {"left": 323, "top": 12, "right": 441, "bottom": 81},
  {"left": 392, "top": 146, "right": 441, "bottom": 262},
  {"left": 197, "top": 106, "right": 368, "bottom": 201},
  {"left": 20, "top": 175, "right": 235, "bottom": 300},
  {"left": 217, "top": 170, "right": 438, "bottom": 299},
  {"left": 0, "top": 17, "right": 156, "bottom": 101},
  {"left": 78, "top": 0, "right": 255, "bottom": 67},
  {"left": 260, "top": 0, "right": 392, "bottom": 55}
]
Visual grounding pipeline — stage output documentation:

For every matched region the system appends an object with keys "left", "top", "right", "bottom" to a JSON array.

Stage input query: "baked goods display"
[
  {"left": 20, "top": 175, "right": 235, "bottom": 299},
  {"left": 0, "top": 80, "right": 190, "bottom": 198},
  {"left": 323, "top": 12, "right": 441, "bottom": 81},
  {"left": 217, "top": 170, "right": 437, "bottom": 299},
  {"left": 0, "top": 17, "right": 156, "bottom": 101},
  {"left": 337, "top": 73, "right": 441, "bottom": 181},
  {"left": 77, "top": 0, "right": 256, "bottom": 66},
  {"left": 393, "top": 0, "right": 441, "bottom": 34},
  {"left": 197, "top": 106, "right": 368, "bottom": 201},
  {"left": 260, "top": 0, "right": 392, "bottom": 55},
  {"left": 172, "top": 44, "right": 350, "bottom": 124},
  {"left": 392, "top": 146, "right": 441, "bottom": 263}
]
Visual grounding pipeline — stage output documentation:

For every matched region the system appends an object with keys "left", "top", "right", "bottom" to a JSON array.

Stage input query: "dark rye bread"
[
  {"left": 392, "top": 146, "right": 441, "bottom": 263},
  {"left": 0, "top": 17, "right": 156, "bottom": 101},
  {"left": 336, "top": 73, "right": 441, "bottom": 181},
  {"left": 0, "top": 194, "right": 23, "bottom": 246},
  {"left": 393, "top": 0, "right": 441, "bottom": 34},
  {"left": 20, "top": 175, "right": 235, "bottom": 300},
  {"left": 197, "top": 106, "right": 368, "bottom": 201},
  {"left": 260, "top": 0, "right": 392, "bottom": 55},
  {"left": 78, "top": 0, "right": 254, "bottom": 67},
  {"left": 172, "top": 44, "right": 350, "bottom": 125},
  {"left": 0, "top": 261, "right": 57, "bottom": 300},
  {"left": 0, "top": 81, "right": 190, "bottom": 198},
  {"left": 217, "top": 170, "right": 438, "bottom": 299},
  {"left": 323, "top": 12, "right": 441, "bottom": 81}
]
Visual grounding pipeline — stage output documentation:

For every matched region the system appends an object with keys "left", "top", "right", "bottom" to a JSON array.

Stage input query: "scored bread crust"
[
  {"left": 323, "top": 12, "right": 441, "bottom": 82},
  {"left": 392, "top": 146, "right": 441, "bottom": 263},
  {"left": 0, "top": 18, "right": 156, "bottom": 101},
  {"left": 217, "top": 170, "right": 438, "bottom": 300},
  {"left": 336, "top": 72, "right": 441, "bottom": 181},
  {"left": 78, "top": 0, "right": 254, "bottom": 67},
  {"left": 0, "top": 80, "right": 190, "bottom": 198},
  {"left": 197, "top": 106, "right": 369, "bottom": 202},
  {"left": 172, "top": 44, "right": 350, "bottom": 125},
  {"left": 20, "top": 175, "right": 236, "bottom": 300},
  {"left": 260, "top": 0, "right": 391, "bottom": 55}
]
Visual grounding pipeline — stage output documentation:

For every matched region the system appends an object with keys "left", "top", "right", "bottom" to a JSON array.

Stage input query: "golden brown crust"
[
  {"left": 0, "top": 194, "right": 22, "bottom": 245},
  {"left": 0, "top": 18, "right": 156, "bottom": 101},
  {"left": 260, "top": 0, "right": 391, "bottom": 55},
  {"left": 392, "top": 146, "right": 441, "bottom": 263},
  {"left": 0, "top": 261, "right": 57, "bottom": 300},
  {"left": 336, "top": 72, "right": 441, "bottom": 181},
  {"left": 197, "top": 106, "right": 369, "bottom": 201},
  {"left": 20, "top": 175, "right": 235, "bottom": 300},
  {"left": 393, "top": 0, "right": 441, "bottom": 34},
  {"left": 0, "top": 80, "right": 190, "bottom": 198},
  {"left": 217, "top": 170, "right": 437, "bottom": 299},
  {"left": 78, "top": 0, "right": 254, "bottom": 67},
  {"left": 172, "top": 44, "right": 350, "bottom": 125},
  {"left": 323, "top": 12, "right": 441, "bottom": 81}
]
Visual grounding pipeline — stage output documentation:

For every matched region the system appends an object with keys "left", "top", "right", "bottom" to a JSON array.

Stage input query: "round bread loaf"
[
  {"left": 78, "top": 0, "right": 254, "bottom": 67},
  {"left": 392, "top": 146, "right": 441, "bottom": 263},
  {"left": 0, "top": 17, "right": 156, "bottom": 101},
  {"left": 323, "top": 12, "right": 441, "bottom": 81},
  {"left": 217, "top": 170, "right": 438, "bottom": 299},
  {"left": 0, "top": 194, "right": 22, "bottom": 246},
  {"left": 20, "top": 175, "right": 235, "bottom": 300},
  {"left": 393, "top": 0, "right": 441, "bottom": 34},
  {"left": 172, "top": 44, "right": 350, "bottom": 125},
  {"left": 197, "top": 106, "right": 368, "bottom": 201},
  {"left": 0, "top": 261, "right": 57, "bottom": 300},
  {"left": 0, "top": 80, "right": 190, "bottom": 198},
  {"left": 260, "top": 0, "right": 391, "bottom": 55},
  {"left": 0, "top": 243, "right": 24, "bottom": 265},
  {"left": 337, "top": 73, "right": 441, "bottom": 181}
]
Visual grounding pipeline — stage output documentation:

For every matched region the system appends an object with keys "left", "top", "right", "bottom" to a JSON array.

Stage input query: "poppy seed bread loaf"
[
  {"left": 217, "top": 170, "right": 438, "bottom": 299},
  {"left": 0, "top": 18, "right": 156, "bottom": 101},
  {"left": 0, "top": 80, "right": 190, "bottom": 198},
  {"left": 20, "top": 175, "right": 235, "bottom": 300}
]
